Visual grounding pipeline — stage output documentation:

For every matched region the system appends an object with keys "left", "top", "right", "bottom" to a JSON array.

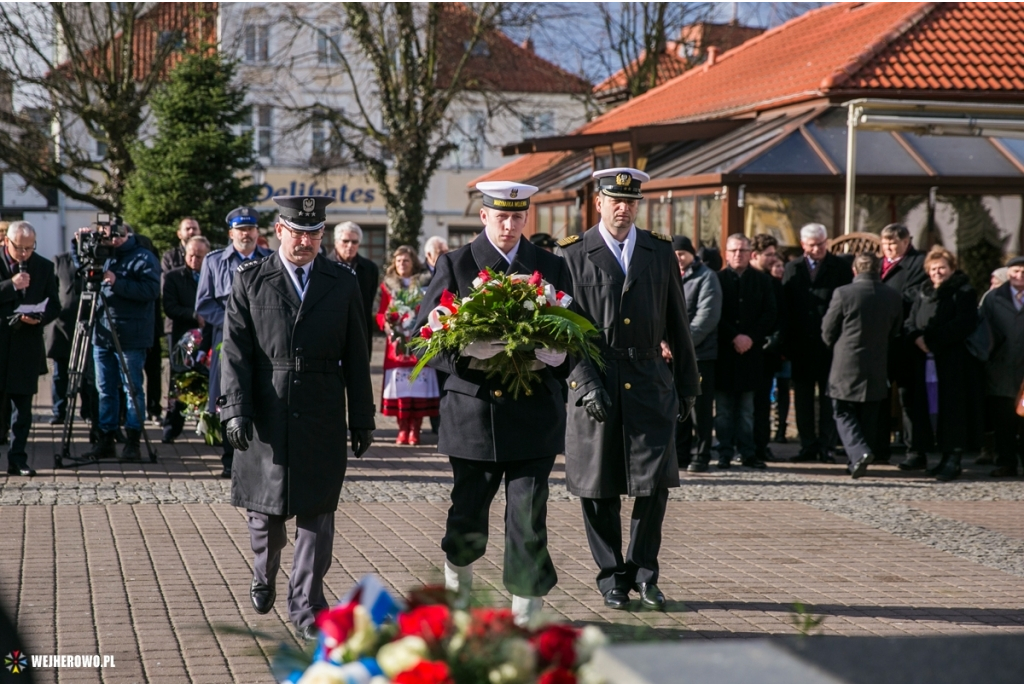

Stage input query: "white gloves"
[
  {"left": 463, "top": 340, "right": 505, "bottom": 360},
  {"left": 534, "top": 347, "right": 566, "bottom": 367}
]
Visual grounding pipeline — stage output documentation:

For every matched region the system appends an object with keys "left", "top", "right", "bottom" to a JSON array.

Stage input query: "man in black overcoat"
[
  {"left": 876, "top": 223, "right": 929, "bottom": 469},
  {"left": 822, "top": 252, "right": 904, "bottom": 478},
  {"left": 0, "top": 222, "right": 60, "bottom": 476},
  {"left": 327, "top": 221, "right": 380, "bottom": 356},
  {"left": 715, "top": 234, "right": 777, "bottom": 469},
  {"left": 161, "top": 236, "right": 210, "bottom": 443},
  {"left": 782, "top": 223, "right": 852, "bottom": 463},
  {"left": 220, "top": 196, "right": 375, "bottom": 640},
  {"left": 558, "top": 168, "right": 699, "bottom": 611},
  {"left": 416, "top": 181, "right": 570, "bottom": 627},
  {"left": 160, "top": 217, "right": 201, "bottom": 274},
  {"left": 749, "top": 233, "right": 785, "bottom": 464}
]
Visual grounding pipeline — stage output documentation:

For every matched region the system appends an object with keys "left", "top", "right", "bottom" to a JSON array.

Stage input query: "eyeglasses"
[
  {"left": 281, "top": 226, "right": 324, "bottom": 240},
  {"left": 8, "top": 243, "right": 35, "bottom": 253}
]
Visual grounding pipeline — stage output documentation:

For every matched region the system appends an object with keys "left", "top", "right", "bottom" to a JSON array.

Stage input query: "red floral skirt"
[{"left": 381, "top": 396, "right": 440, "bottom": 419}]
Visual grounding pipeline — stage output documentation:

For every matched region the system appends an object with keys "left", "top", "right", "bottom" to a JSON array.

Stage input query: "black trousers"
[
  {"left": 443, "top": 455, "right": 557, "bottom": 597},
  {"left": 991, "top": 396, "right": 1024, "bottom": 469},
  {"left": 876, "top": 383, "right": 915, "bottom": 460},
  {"left": 5, "top": 393, "right": 33, "bottom": 469},
  {"left": 580, "top": 488, "right": 669, "bottom": 594},
  {"left": 144, "top": 343, "right": 162, "bottom": 417},
  {"left": 753, "top": 365, "right": 776, "bottom": 459},
  {"left": 832, "top": 399, "right": 881, "bottom": 465},
  {"left": 677, "top": 359, "right": 715, "bottom": 466},
  {"left": 793, "top": 360, "right": 837, "bottom": 454},
  {"left": 775, "top": 377, "right": 791, "bottom": 435},
  {"left": 247, "top": 510, "right": 334, "bottom": 630}
]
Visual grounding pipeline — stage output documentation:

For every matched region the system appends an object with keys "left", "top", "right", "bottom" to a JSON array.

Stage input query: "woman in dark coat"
[{"left": 904, "top": 246, "right": 983, "bottom": 481}]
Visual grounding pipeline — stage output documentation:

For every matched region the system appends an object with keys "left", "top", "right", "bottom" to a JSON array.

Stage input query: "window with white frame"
[
  {"left": 311, "top": 113, "right": 343, "bottom": 162},
  {"left": 242, "top": 105, "right": 273, "bottom": 160},
  {"left": 521, "top": 112, "right": 555, "bottom": 139},
  {"left": 244, "top": 24, "right": 270, "bottom": 63},
  {"left": 317, "top": 27, "right": 343, "bottom": 65},
  {"left": 459, "top": 110, "right": 487, "bottom": 168}
]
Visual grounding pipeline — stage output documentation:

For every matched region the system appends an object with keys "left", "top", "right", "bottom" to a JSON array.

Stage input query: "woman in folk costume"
[{"left": 376, "top": 245, "right": 439, "bottom": 445}]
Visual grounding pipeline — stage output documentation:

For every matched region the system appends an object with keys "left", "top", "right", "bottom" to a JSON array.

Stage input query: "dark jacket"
[
  {"left": 44, "top": 252, "right": 81, "bottom": 360},
  {"left": 219, "top": 253, "right": 376, "bottom": 517},
  {"left": 881, "top": 245, "right": 928, "bottom": 383},
  {"left": 0, "top": 252, "right": 61, "bottom": 395},
  {"left": 715, "top": 266, "right": 777, "bottom": 393},
  {"left": 93, "top": 234, "right": 161, "bottom": 350},
  {"left": 327, "top": 251, "right": 380, "bottom": 354},
  {"left": 783, "top": 252, "right": 853, "bottom": 377},
  {"left": 681, "top": 258, "right": 722, "bottom": 361},
  {"left": 161, "top": 244, "right": 186, "bottom": 274},
  {"left": 416, "top": 235, "right": 571, "bottom": 462},
  {"left": 905, "top": 271, "right": 983, "bottom": 453},
  {"left": 980, "top": 282, "right": 1024, "bottom": 399},
  {"left": 559, "top": 227, "right": 700, "bottom": 498},
  {"left": 763, "top": 275, "right": 787, "bottom": 373},
  {"left": 821, "top": 273, "right": 903, "bottom": 403},
  {"left": 162, "top": 265, "right": 202, "bottom": 346}
]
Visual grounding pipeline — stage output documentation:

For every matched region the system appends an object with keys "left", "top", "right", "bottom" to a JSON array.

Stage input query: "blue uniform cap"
[{"left": 226, "top": 206, "right": 259, "bottom": 228}]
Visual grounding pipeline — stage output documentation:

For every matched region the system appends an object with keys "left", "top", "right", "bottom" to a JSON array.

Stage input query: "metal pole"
[{"left": 844, "top": 103, "right": 858, "bottom": 235}]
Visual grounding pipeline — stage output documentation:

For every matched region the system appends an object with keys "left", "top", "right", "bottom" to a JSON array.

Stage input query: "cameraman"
[
  {"left": 1, "top": 222, "right": 60, "bottom": 476},
  {"left": 81, "top": 220, "right": 160, "bottom": 461}
]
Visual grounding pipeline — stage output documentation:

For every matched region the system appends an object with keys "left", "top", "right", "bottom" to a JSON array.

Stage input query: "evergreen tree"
[{"left": 123, "top": 48, "right": 256, "bottom": 250}]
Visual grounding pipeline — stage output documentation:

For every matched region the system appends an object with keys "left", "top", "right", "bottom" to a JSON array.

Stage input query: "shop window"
[
  {"left": 673, "top": 196, "right": 695, "bottom": 237},
  {"left": 744, "top": 193, "right": 834, "bottom": 247},
  {"left": 448, "top": 228, "right": 478, "bottom": 250},
  {"left": 360, "top": 226, "right": 386, "bottom": 265},
  {"left": 537, "top": 205, "right": 552, "bottom": 235},
  {"left": 649, "top": 199, "right": 670, "bottom": 234},
  {"left": 697, "top": 194, "right": 721, "bottom": 248}
]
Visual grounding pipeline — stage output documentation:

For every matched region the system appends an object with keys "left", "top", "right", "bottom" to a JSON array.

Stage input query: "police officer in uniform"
[
  {"left": 196, "top": 207, "right": 272, "bottom": 478},
  {"left": 417, "top": 181, "right": 571, "bottom": 627},
  {"left": 220, "top": 195, "right": 375, "bottom": 640},
  {"left": 558, "top": 168, "right": 699, "bottom": 610}
]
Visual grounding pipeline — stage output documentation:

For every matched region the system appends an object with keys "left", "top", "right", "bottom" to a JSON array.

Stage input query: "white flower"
[
  {"left": 536, "top": 296, "right": 547, "bottom": 308},
  {"left": 462, "top": 296, "right": 473, "bottom": 304},
  {"left": 577, "top": 661, "right": 608, "bottom": 684},
  {"left": 472, "top": 277, "right": 483, "bottom": 288},
  {"left": 427, "top": 305, "right": 452, "bottom": 332},
  {"left": 575, "top": 625, "right": 608, "bottom": 664},
  {"left": 487, "top": 637, "right": 536, "bottom": 683},
  {"left": 375, "top": 636, "right": 428, "bottom": 679},
  {"left": 523, "top": 300, "right": 535, "bottom": 311}
]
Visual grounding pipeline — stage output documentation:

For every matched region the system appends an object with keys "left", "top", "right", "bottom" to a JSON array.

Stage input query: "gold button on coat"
[
  {"left": 570, "top": 381, "right": 577, "bottom": 389},
  {"left": 623, "top": 318, "right": 631, "bottom": 325},
  {"left": 493, "top": 390, "right": 503, "bottom": 398},
  {"left": 624, "top": 383, "right": 632, "bottom": 390}
]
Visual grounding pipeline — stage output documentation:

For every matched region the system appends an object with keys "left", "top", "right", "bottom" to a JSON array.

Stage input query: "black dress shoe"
[
  {"left": 635, "top": 582, "right": 666, "bottom": 610},
  {"left": 818, "top": 450, "right": 836, "bottom": 464},
  {"left": 850, "top": 453, "right": 873, "bottom": 479},
  {"left": 296, "top": 624, "right": 317, "bottom": 642},
  {"left": 898, "top": 453, "right": 927, "bottom": 471},
  {"left": 716, "top": 456, "right": 732, "bottom": 469},
  {"left": 741, "top": 458, "right": 767, "bottom": 469},
  {"left": 221, "top": 466, "right": 232, "bottom": 479},
  {"left": 250, "top": 577, "right": 276, "bottom": 614},
  {"left": 7, "top": 465, "right": 36, "bottom": 477},
  {"left": 792, "top": 449, "right": 818, "bottom": 463},
  {"left": 602, "top": 588, "right": 630, "bottom": 609},
  {"left": 687, "top": 459, "right": 709, "bottom": 473}
]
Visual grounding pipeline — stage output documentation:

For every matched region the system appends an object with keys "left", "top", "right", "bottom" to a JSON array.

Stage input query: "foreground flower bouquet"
[
  {"left": 385, "top": 288, "right": 424, "bottom": 357},
  {"left": 409, "top": 268, "right": 604, "bottom": 399},
  {"left": 277, "top": 576, "right": 608, "bottom": 684},
  {"left": 169, "top": 329, "right": 221, "bottom": 446}
]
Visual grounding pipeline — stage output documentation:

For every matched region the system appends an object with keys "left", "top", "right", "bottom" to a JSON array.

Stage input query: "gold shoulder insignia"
[
  {"left": 556, "top": 234, "right": 581, "bottom": 247},
  {"left": 650, "top": 232, "right": 673, "bottom": 243}
]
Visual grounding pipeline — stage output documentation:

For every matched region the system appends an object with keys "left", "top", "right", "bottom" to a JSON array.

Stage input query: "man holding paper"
[{"left": 0, "top": 221, "right": 60, "bottom": 476}]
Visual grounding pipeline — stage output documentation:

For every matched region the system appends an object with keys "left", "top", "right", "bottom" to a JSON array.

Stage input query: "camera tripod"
[{"left": 55, "top": 277, "right": 158, "bottom": 467}]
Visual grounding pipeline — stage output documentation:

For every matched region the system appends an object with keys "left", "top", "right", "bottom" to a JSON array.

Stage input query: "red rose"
[
  {"left": 528, "top": 270, "right": 543, "bottom": 285},
  {"left": 466, "top": 607, "right": 519, "bottom": 638},
  {"left": 388, "top": 311, "right": 400, "bottom": 323},
  {"left": 420, "top": 326, "right": 433, "bottom": 339},
  {"left": 532, "top": 625, "right": 579, "bottom": 668},
  {"left": 397, "top": 604, "right": 451, "bottom": 641},
  {"left": 393, "top": 660, "right": 453, "bottom": 684},
  {"left": 314, "top": 602, "right": 357, "bottom": 647},
  {"left": 477, "top": 269, "right": 491, "bottom": 283},
  {"left": 440, "top": 289, "right": 458, "bottom": 311},
  {"left": 538, "top": 667, "right": 577, "bottom": 684},
  {"left": 537, "top": 287, "right": 545, "bottom": 297}
]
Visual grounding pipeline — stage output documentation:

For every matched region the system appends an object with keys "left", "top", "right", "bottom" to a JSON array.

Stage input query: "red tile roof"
[
  {"left": 592, "top": 45, "right": 691, "bottom": 97},
  {"left": 471, "top": 150, "right": 576, "bottom": 185}
]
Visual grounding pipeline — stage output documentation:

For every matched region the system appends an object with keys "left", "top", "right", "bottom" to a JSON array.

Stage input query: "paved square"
[{"left": 3, "top": 345, "right": 1024, "bottom": 683}]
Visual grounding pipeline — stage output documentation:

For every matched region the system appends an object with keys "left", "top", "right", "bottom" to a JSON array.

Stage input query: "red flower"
[
  {"left": 466, "top": 607, "right": 519, "bottom": 638},
  {"left": 388, "top": 311, "right": 400, "bottom": 323},
  {"left": 538, "top": 667, "right": 577, "bottom": 684},
  {"left": 537, "top": 287, "right": 545, "bottom": 297},
  {"left": 393, "top": 660, "right": 453, "bottom": 684},
  {"left": 528, "top": 270, "right": 543, "bottom": 285},
  {"left": 440, "top": 289, "right": 458, "bottom": 311},
  {"left": 477, "top": 270, "right": 491, "bottom": 283},
  {"left": 420, "top": 326, "right": 433, "bottom": 339},
  {"left": 556, "top": 290, "right": 565, "bottom": 300},
  {"left": 397, "top": 604, "right": 451, "bottom": 641},
  {"left": 532, "top": 625, "right": 579, "bottom": 668},
  {"left": 314, "top": 602, "right": 357, "bottom": 647}
]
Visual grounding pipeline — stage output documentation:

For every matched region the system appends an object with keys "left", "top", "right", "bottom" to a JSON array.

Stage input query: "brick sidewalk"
[{"left": 3, "top": 342, "right": 1024, "bottom": 683}]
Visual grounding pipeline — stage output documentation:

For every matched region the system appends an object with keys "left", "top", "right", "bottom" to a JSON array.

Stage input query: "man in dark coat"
[
  {"left": 416, "top": 181, "right": 570, "bottom": 627},
  {"left": 45, "top": 251, "right": 81, "bottom": 425},
  {"left": 822, "top": 252, "right": 904, "bottom": 478},
  {"left": 875, "top": 223, "right": 929, "bottom": 469},
  {"left": 161, "top": 236, "right": 210, "bottom": 442},
  {"left": 1, "top": 222, "right": 61, "bottom": 476},
  {"left": 221, "top": 195, "right": 374, "bottom": 641},
  {"left": 559, "top": 168, "right": 699, "bottom": 611},
  {"left": 749, "top": 233, "right": 786, "bottom": 464},
  {"left": 161, "top": 217, "right": 201, "bottom": 274},
  {"left": 327, "top": 221, "right": 379, "bottom": 356},
  {"left": 783, "top": 223, "right": 853, "bottom": 463},
  {"left": 715, "top": 233, "right": 777, "bottom": 469},
  {"left": 981, "top": 256, "right": 1024, "bottom": 477}
]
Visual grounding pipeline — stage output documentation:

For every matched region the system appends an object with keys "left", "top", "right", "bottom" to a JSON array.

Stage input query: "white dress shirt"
[
  {"left": 485, "top": 231, "right": 521, "bottom": 265},
  {"left": 279, "top": 249, "right": 311, "bottom": 300},
  {"left": 597, "top": 220, "right": 636, "bottom": 274}
]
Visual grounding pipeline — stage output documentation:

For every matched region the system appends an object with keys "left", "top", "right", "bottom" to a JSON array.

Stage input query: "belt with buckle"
[{"left": 606, "top": 347, "right": 660, "bottom": 361}]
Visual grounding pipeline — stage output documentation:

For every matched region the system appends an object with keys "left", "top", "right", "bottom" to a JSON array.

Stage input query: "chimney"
[
  {"left": 704, "top": 45, "right": 719, "bottom": 71},
  {"left": 521, "top": 37, "right": 534, "bottom": 53}
]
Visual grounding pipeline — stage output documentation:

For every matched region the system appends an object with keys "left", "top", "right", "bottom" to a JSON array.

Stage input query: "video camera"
[{"left": 76, "top": 212, "right": 125, "bottom": 284}]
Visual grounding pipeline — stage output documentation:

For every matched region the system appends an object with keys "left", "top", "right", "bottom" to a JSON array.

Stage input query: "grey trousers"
[
  {"left": 247, "top": 510, "right": 334, "bottom": 630},
  {"left": 833, "top": 399, "right": 881, "bottom": 465}
]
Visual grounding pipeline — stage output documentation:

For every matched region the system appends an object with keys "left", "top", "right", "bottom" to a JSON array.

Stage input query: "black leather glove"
[
  {"left": 678, "top": 396, "right": 696, "bottom": 422},
  {"left": 351, "top": 429, "right": 373, "bottom": 457},
  {"left": 582, "top": 388, "right": 612, "bottom": 423},
  {"left": 225, "top": 416, "right": 253, "bottom": 451}
]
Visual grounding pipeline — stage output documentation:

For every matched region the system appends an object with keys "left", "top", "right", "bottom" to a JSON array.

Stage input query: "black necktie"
[{"left": 296, "top": 266, "right": 306, "bottom": 290}]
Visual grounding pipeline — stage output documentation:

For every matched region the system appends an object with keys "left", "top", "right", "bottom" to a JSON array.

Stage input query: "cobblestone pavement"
[{"left": 3, "top": 344, "right": 1024, "bottom": 683}]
